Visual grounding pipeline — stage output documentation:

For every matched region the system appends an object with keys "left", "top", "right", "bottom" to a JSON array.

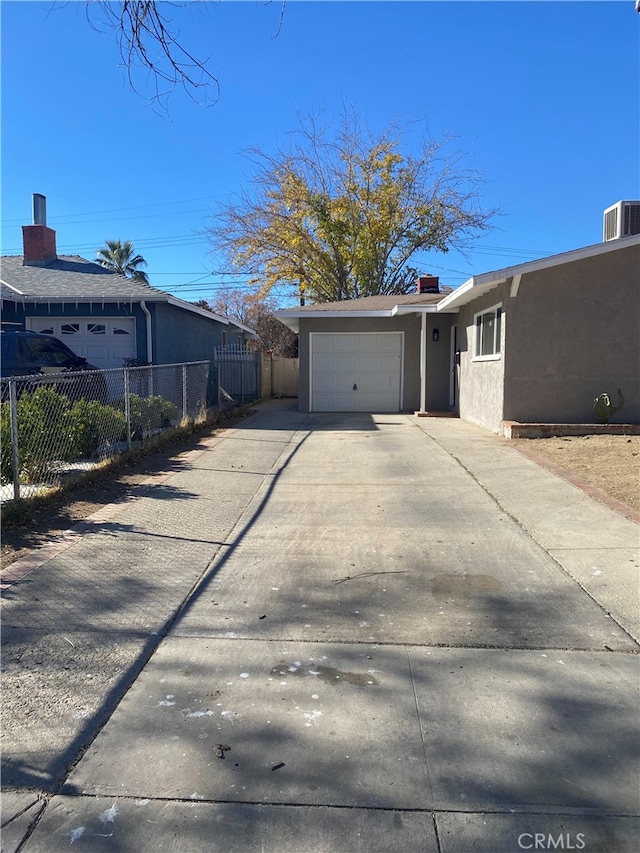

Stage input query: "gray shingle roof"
[
  {"left": 286, "top": 292, "right": 446, "bottom": 311},
  {"left": 0, "top": 255, "right": 167, "bottom": 300}
]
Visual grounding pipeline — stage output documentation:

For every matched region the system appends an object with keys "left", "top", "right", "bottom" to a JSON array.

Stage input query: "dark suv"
[{"left": 1, "top": 330, "right": 107, "bottom": 402}]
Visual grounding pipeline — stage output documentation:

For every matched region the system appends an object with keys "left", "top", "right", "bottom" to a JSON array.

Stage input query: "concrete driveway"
[{"left": 2, "top": 402, "right": 638, "bottom": 852}]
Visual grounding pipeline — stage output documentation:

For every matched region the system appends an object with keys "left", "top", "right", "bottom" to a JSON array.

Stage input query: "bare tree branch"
[{"left": 84, "top": 1, "right": 286, "bottom": 110}]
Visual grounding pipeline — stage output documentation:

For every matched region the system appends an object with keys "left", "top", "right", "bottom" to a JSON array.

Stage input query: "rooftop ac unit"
[{"left": 603, "top": 200, "right": 640, "bottom": 241}]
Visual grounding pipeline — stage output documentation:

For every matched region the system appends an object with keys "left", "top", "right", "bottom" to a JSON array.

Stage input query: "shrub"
[
  {"left": 128, "top": 394, "right": 180, "bottom": 439},
  {"left": 66, "top": 399, "right": 127, "bottom": 459},
  {"left": 1, "top": 387, "right": 127, "bottom": 484},
  {"left": 4, "top": 387, "right": 75, "bottom": 482},
  {"left": 593, "top": 388, "right": 625, "bottom": 425}
]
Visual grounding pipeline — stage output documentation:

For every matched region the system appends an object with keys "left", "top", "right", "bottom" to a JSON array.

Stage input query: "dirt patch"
[{"left": 511, "top": 434, "right": 640, "bottom": 514}]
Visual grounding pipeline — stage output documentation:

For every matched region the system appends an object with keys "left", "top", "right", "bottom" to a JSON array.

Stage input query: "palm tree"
[{"left": 96, "top": 240, "right": 149, "bottom": 284}]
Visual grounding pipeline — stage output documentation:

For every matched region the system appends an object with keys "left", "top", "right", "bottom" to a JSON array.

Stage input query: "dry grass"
[{"left": 511, "top": 434, "right": 640, "bottom": 513}]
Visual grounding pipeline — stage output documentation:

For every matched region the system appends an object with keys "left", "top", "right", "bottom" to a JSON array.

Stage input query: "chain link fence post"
[
  {"left": 9, "top": 379, "right": 20, "bottom": 500},
  {"left": 124, "top": 367, "right": 132, "bottom": 451},
  {"left": 182, "top": 364, "right": 188, "bottom": 420}
]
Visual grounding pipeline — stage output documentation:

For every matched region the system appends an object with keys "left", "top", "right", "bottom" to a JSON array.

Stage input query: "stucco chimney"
[
  {"left": 417, "top": 275, "right": 439, "bottom": 294},
  {"left": 22, "top": 193, "right": 57, "bottom": 265}
]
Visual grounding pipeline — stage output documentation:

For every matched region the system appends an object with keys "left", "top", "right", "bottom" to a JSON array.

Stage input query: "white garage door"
[
  {"left": 311, "top": 332, "right": 403, "bottom": 412},
  {"left": 26, "top": 317, "right": 136, "bottom": 369}
]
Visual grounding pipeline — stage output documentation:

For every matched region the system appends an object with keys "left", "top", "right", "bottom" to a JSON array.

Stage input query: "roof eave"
[
  {"left": 166, "top": 295, "right": 229, "bottom": 325},
  {"left": 437, "top": 277, "right": 500, "bottom": 312},
  {"left": 274, "top": 308, "right": 396, "bottom": 334},
  {"left": 392, "top": 303, "right": 441, "bottom": 315},
  {"left": 437, "top": 234, "right": 640, "bottom": 312},
  {"left": 2, "top": 294, "right": 169, "bottom": 304}
]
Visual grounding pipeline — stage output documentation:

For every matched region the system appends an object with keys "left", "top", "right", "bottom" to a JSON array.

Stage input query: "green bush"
[
  {"left": 1, "top": 387, "right": 127, "bottom": 484},
  {"left": 66, "top": 399, "right": 127, "bottom": 459},
  {"left": 1, "top": 387, "right": 180, "bottom": 485},
  {"left": 1, "top": 402, "right": 14, "bottom": 483},
  {"left": 593, "top": 388, "right": 625, "bottom": 425},
  {"left": 2, "top": 387, "right": 74, "bottom": 482},
  {"left": 128, "top": 394, "right": 180, "bottom": 439}
]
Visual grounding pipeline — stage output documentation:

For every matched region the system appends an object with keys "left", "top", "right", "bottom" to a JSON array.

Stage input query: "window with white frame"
[{"left": 474, "top": 304, "right": 502, "bottom": 358}]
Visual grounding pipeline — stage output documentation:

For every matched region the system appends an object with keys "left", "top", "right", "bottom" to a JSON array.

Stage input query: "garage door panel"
[
  {"left": 355, "top": 393, "right": 394, "bottom": 410},
  {"left": 314, "top": 374, "right": 351, "bottom": 393},
  {"left": 371, "top": 354, "right": 402, "bottom": 372},
  {"left": 314, "top": 392, "right": 355, "bottom": 412},
  {"left": 311, "top": 332, "right": 402, "bottom": 412},
  {"left": 26, "top": 318, "right": 136, "bottom": 369},
  {"left": 85, "top": 343, "right": 111, "bottom": 361},
  {"left": 356, "top": 374, "right": 398, "bottom": 393}
]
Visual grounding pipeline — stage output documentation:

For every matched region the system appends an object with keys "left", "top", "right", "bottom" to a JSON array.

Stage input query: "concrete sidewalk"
[{"left": 2, "top": 401, "right": 638, "bottom": 852}]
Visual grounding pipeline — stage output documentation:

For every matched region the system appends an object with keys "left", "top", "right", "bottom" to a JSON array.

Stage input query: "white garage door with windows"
[
  {"left": 26, "top": 318, "right": 137, "bottom": 369},
  {"left": 311, "top": 332, "right": 403, "bottom": 412}
]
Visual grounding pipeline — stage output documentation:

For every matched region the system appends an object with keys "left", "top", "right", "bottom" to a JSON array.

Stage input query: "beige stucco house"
[{"left": 276, "top": 231, "right": 639, "bottom": 435}]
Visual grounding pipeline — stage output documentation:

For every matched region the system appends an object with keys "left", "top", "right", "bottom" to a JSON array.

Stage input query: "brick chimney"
[
  {"left": 22, "top": 193, "right": 57, "bottom": 265},
  {"left": 417, "top": 275, "right": 439, "bottom": 294}
]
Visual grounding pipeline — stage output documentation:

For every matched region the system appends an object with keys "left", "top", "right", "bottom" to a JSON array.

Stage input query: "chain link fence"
[{"left": 0, "top": 361, "right": 218, "bottom": 502}]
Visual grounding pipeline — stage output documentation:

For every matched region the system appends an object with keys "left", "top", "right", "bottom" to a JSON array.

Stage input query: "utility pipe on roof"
[{"left": 140, "top": 300, "right": 152, "bottom": 363}]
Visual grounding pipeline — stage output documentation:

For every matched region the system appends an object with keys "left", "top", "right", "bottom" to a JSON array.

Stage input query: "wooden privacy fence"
[{"left": 261, "top": 355, "right": 299, "bottom": 398}]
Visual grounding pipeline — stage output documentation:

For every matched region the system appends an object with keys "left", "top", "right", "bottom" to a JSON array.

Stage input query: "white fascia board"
[
  {"left": 275, "top": 308, "right": 396, "bottom": 335},
  {"left": 437, "top": 278, "right": 504, "bottom": 312},
  {"left": 392, "top": 304, "right": 440, "bottom": 316},
  {"left": 437, "top": 234, "right": 640, "bottom": 312},
  {"left": 436, "top": 277, "right": 475, "bottom": 312},
  {"left": 277, "top": 309, "right": 394, "bottom": 319}
]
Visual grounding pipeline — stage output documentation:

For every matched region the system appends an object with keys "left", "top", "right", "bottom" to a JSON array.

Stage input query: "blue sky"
[{"left": 1, "top": 1, "right": 638, "bottom": 306}]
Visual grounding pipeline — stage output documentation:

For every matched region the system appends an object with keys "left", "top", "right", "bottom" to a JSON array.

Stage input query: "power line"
[
  {"left": 1, "top": 235, "right": 209, "bottom": 255},
  {"left": 1, "top": 195, "right": 226, "bottom": 225}
]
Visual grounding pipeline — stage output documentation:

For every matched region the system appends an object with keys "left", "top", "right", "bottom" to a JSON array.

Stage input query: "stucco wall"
[
  {"left": 454, "top": 241, "right": 640, "bottom": 431},
  {"left": 298, "top": 315, "right": 431, "bottom": 412},
  {"left": 455, "top": 285, "right": 508, "bottom": 433},
  {"left": 504, "top": 242, "right": 640, "bottom": 424}
]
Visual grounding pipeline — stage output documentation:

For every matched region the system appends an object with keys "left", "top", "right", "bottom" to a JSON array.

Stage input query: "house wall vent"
[{"left": 603, "top": 200, "right": 640, "bottom": 241}]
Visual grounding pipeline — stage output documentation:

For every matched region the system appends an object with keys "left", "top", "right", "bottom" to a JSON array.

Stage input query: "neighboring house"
[
  {"left": 1, "top": 209, "right": 254, "bottom": 370},
  {"left": 276, "top": 230, "right": 640, "bottom": 434}
]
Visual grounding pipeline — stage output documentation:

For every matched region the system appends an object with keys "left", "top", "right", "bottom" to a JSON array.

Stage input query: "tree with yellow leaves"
[{"left": 207, "top": 111, "right": 496, "bottom": 303}]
